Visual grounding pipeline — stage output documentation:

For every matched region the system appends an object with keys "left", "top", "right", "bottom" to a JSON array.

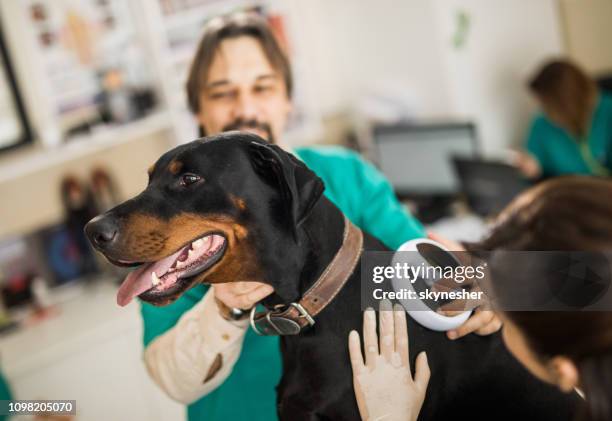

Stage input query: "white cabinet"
[{"left": 1, "top": 282, "right": 183, "bottom": 421}]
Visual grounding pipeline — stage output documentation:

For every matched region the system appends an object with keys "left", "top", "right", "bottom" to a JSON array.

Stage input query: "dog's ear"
[{"left": 249, "top": 141, "right": 324, "bottom": 239}]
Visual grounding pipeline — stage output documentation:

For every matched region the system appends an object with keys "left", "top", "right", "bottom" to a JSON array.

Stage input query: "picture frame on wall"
[{"left": 0, "top": 18, "right": 33, "bottom": 153}]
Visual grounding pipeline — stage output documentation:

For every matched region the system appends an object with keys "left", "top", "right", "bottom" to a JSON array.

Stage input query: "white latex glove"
[{"left": 348, "top": 301, "right": 430, "bottom": 421}]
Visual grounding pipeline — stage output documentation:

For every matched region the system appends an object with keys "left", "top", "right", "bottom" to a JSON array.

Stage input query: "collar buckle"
[
  {"left": 249, "top": 303, "right": 315, "bottom": 336},
  {"left": 289, "top": 302, "right": 316, "bottom": 326}
]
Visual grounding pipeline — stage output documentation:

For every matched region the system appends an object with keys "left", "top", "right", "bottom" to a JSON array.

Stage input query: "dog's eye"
[{"left": 180, "top": 173, "right": 202, "bottom": 187}]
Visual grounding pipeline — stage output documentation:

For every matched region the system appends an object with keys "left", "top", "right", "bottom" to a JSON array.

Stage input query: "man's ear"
[{"left": 249, "top": 141, "right": 324, "bottom": 240}]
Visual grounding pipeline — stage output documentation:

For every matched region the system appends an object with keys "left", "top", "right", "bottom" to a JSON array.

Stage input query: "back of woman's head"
[
  {"left": 529, "top": 59, "right": 597, "bottom": 138},
  {"left": 468, "top": 176, "right": 612, "bottom": 421}
]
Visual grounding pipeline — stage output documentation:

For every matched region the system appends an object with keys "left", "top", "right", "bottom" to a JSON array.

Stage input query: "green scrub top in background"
[
  {"left": 526, "top": 93, "right": 612, "bottom": 177},
  {"left": 141, "top": 145, "right": 425, "bottom": 421},
  {"left": 0, "top": 369, "right": 12, "bottom": 421}
]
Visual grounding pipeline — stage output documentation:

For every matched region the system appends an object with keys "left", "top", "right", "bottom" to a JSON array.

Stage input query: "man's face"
[{"left": 197, "top": 36, "right": 292, "bottom": 144}]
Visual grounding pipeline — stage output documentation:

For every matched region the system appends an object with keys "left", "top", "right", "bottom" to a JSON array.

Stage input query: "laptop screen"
[{"left": 373, "top": 123, "right": 478, "bottom": 196}]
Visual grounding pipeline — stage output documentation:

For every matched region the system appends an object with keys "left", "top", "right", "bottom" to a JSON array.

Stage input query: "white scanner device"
[{"left": 392, "top": 238, "right": 472, "bottom": 331}]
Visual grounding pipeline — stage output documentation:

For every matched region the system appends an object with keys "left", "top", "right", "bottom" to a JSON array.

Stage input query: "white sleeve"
[{"left": 143, "top": 289, "right": 249, "bottom": 404}]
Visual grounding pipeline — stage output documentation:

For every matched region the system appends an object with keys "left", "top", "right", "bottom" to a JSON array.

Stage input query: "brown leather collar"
[{"left": 250, "top": 216, "right": 363, "bottom": 335}]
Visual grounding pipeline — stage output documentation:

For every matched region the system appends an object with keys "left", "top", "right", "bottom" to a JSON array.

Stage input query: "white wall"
[
  {"left": 433, "top": 0, "right": 564, "bottom": 153},
  {"left": 559, "top": 0, "right": 612, "bottom": 74},
  {"left": 291, "top": 0, "right": 453, "bottom": 118},
  {"left": 289, "top": 0, "right": 565, "bottom": 153}
]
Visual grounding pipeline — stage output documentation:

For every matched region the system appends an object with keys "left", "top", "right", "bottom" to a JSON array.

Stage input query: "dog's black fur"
[{"left": 86, "top": 132, "right": 578, "bottom": 420}]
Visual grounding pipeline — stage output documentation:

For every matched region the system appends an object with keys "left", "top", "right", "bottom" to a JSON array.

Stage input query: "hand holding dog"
[
  {"left": 213, "top": 281, "right": 274, "bottom": 311},
  {"left": 349, "top": 302, "right": 430, "bottom": 421},
  {"left": 427, "top": 232, "right": 503, "bottom": 340}
]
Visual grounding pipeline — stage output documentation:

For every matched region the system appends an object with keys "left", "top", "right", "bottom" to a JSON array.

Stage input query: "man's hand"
[
  {"left": 509, "top": 149, "right": 541, "bottom": 179},
  {"left": 427, "top": 232, "right": 503, "bottom": 340},
  {"left": 213, "top": 281, "right": 274, "bottom": 311}
]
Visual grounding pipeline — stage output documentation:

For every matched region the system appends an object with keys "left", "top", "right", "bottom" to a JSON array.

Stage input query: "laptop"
[{"left": 452, "top": 157, "right": 530, "bottom": 217}]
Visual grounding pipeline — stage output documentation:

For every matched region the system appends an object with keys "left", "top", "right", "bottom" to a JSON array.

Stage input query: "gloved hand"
[{"left": 348, "top": 301, "right": 430, "bottom": 421}]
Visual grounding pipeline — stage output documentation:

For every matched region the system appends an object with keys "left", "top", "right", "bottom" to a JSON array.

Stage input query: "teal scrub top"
[
  {"left": 140, "top": 145, "right": 425, "bottom": 421},
  {"left": 0, "top": 369, "right": 12, "bottom": 421},
  {"left": 526, "top": 93, "right": 612, "bottom": 177}
]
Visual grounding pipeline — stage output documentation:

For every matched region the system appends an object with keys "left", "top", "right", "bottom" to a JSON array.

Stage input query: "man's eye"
[
  {"left": 209, "top": 91, "right": 234, "bottom": 100},
  {"left": 254, "top": 85, "right": 274, "bottom": 94},
  {"left": 180, "top": 173, "right": 202, "bottom": 187}
]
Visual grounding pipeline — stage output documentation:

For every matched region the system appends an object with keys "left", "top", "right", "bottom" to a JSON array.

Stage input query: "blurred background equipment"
[
  {"left": 58, "top": 175, "right": 99, "bottom": 278},
  {"left": 0, "top": 237, "right": 38, "bottom": 311},
  {"left": 22, "top": 0, "right": 159, "bottom": 143},
  {"left": 452, "top": 157, "right": 530, "bottom": 217},
  {"left": 373, "top": 122, "right": 478, "bottom": 197},
  {"left": 89, "top": 166, "right": 121, "bottom": 213},
  {"left": 372, "top": 121, "right": 478, "bottom": 222}
]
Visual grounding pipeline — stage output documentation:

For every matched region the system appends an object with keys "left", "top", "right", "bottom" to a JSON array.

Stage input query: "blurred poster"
[{"left": 25, "top": 0, "right": 156, "bottom": 136}]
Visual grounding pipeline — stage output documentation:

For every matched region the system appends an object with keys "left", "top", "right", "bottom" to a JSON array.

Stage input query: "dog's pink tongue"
[{"left": 116, "top": 246, "right": 186, "bottom": 307}]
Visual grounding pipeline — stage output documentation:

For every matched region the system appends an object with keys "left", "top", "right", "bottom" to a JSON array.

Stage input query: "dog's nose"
[{"left": 85, "top": 214, "right": 119, "bottom": 250}]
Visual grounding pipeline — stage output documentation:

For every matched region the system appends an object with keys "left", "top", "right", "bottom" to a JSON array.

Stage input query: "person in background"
[
  {"left": 515, "top": 59, "right": 612, "bottom": 179},
  {"left": 350, "top": 177, "right": 612, "bottom": 421},
  {"left": 140, "top": 12, "right": 500, "bottom": 421}
]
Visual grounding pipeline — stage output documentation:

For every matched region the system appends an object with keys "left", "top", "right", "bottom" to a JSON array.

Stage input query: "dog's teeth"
[
  {"left": 201, "top": 236, "right": 212, "bottom": 251},
  {"left": 193, "top": 238, "right": 204, "bottom": 249},
  {"left": 151, "top": 272, "right": 160, "bottom": 286}
]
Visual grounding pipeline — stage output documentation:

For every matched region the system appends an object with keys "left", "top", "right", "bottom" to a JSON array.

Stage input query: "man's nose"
[
  {"left": 235, "top": 93, "right": 259, "bottom": 120},
  {"left": 84, "top": 214, "right": 119, "bottom": 251}
]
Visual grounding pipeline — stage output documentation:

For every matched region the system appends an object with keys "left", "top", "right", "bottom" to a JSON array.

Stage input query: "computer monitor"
[
  {"left": 373, "top": 122, "right": 478, "bottom": 197},
  {"left": 452, "top": 157, "right": 530, "bottom": 217}
]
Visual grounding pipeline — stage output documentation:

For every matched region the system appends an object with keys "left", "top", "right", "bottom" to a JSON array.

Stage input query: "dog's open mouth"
[{"left": 116, "top": 233, "right": 226, "bottom": 306}]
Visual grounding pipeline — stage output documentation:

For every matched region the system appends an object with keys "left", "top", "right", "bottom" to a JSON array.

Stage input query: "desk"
[{"left": 425, "top": 213, "right": 489, "bottom": 243}]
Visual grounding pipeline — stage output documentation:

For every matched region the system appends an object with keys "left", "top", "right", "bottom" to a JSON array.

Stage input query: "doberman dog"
[{"left": 85, "top": 132, "right": 578, "bottom": 421}]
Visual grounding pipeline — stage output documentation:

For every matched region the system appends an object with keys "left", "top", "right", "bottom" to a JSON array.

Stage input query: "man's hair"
[
  {"left": 528, "top": 59, "right": 597, "bottom": 138},
  {"left": 186, "top": 12, "right": 293, "bottom": 114}
]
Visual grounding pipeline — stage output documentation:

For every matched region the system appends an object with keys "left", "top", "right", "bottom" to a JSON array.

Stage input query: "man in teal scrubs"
[
  {"left": 140, "top": 12, "right": 501, "bottom": 421},
  {"left": 520, "top": 60, "right": 612, "bottom": 178}
]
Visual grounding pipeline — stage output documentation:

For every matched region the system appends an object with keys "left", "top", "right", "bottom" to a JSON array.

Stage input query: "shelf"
[
  {"left": 0, "top": 111, "right": 174, "bottom": 184},
  {"left": 0, "top": 280, "right": 139, "bottom": 378},
  {"left": 163, "top": 0, "right": 249, "bottom": 32}
]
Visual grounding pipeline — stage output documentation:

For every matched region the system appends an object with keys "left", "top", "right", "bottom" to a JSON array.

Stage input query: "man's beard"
[{"left": 198, "top": 118, "right": 275, "bottom": 144}]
